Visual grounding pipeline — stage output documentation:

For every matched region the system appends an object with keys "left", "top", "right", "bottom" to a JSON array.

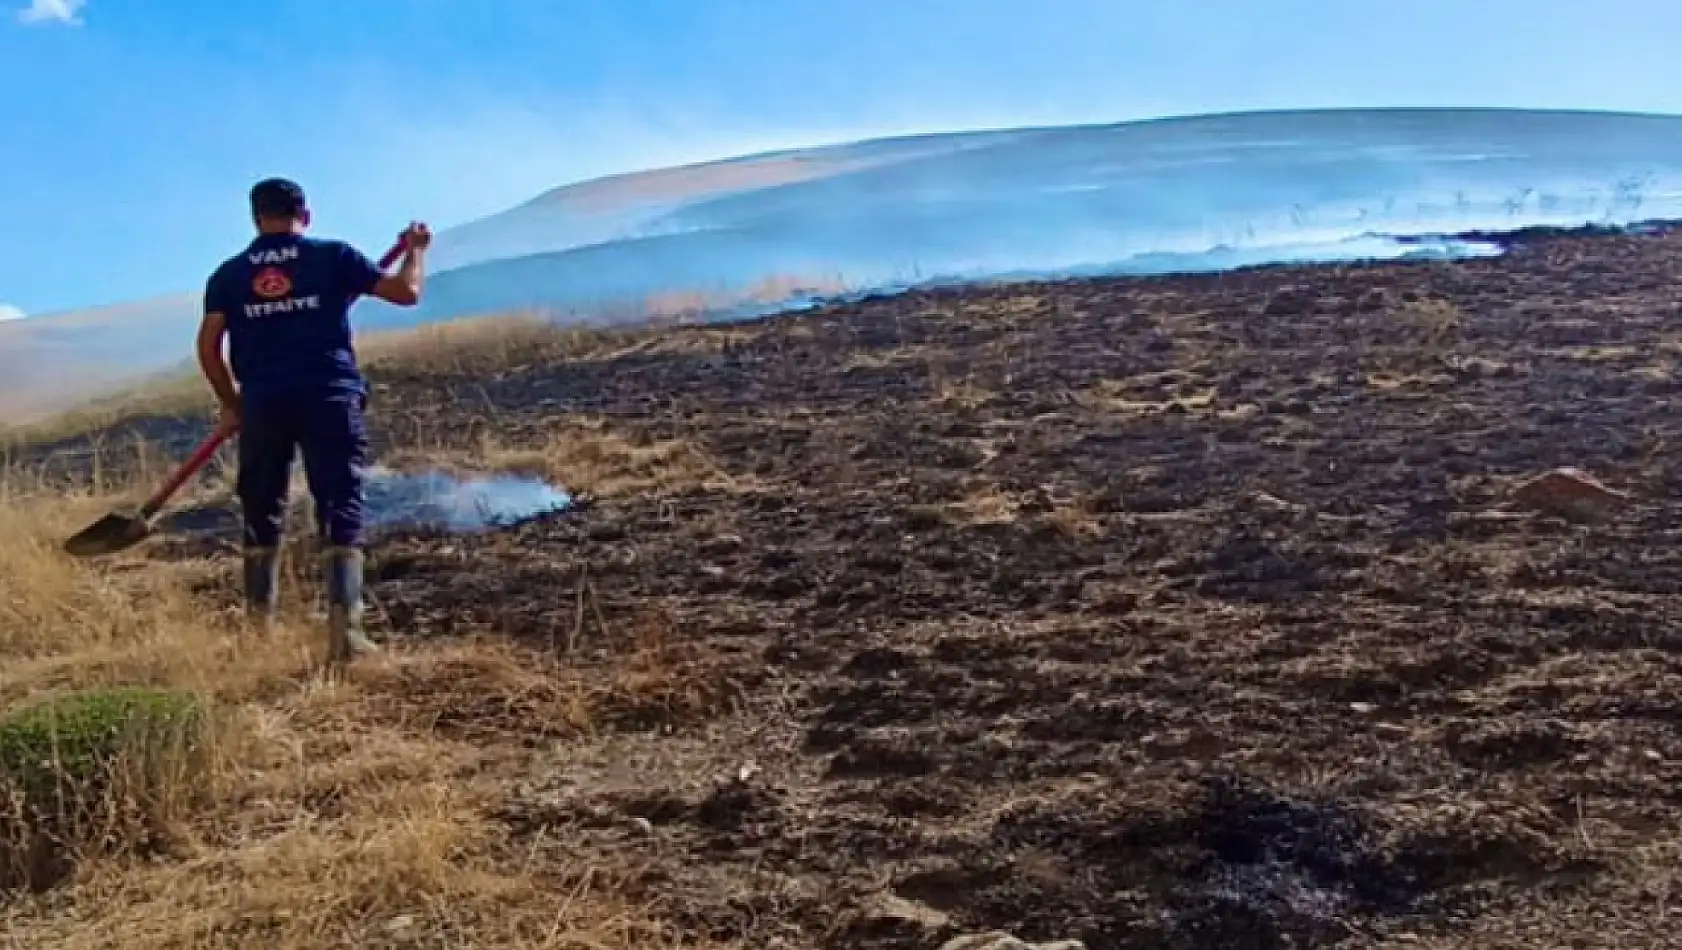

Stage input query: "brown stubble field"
[{"left": 5, "top": 226, "right": 1682, "bottom": 948}]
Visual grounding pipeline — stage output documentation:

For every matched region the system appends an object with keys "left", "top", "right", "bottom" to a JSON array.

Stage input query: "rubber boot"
[
  {"left": 324, "top": 546, "right": 378, "bottom": 663},
  {"left": 242, "top": 546, "right": 280, "bottom": 632}
]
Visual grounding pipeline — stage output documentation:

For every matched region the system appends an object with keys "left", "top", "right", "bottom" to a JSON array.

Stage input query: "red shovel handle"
[
  {"left": 355, "top": 235, "right": 410, "bottom": 303},
  {"left": 141, "top": 429, "right": 230, "bottom": 516}
]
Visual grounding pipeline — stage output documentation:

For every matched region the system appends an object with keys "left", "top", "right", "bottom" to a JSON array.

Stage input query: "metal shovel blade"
[
  {"left": 61, "top": 428, "right": 234, "bottom": 559},
  {"left": 63, "top": 509, "right": 154, "bottom": 558}
]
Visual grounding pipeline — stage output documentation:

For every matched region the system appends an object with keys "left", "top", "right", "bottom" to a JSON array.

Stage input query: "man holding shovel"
[{"left": 195, "top": 177, "right": 431, "bottom": 662}]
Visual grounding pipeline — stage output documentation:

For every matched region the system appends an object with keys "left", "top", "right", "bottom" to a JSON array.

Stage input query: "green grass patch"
[{"left": 0, "top": 687, "right": 212, "bottom": 892}]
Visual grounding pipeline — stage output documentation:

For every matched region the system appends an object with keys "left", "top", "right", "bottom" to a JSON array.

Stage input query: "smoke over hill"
[{"left": 6, "top": 106, "right": 1682, "bottom": 420}]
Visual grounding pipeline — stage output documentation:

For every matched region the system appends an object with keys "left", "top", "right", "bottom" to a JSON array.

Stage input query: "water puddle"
[{"left": 363, "top": 466, "right": 572, "bottom": 532}]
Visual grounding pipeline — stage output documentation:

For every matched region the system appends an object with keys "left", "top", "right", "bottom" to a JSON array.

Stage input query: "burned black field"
[{"left": 19, "top": 225, "right": 1682, "bottom": 948}]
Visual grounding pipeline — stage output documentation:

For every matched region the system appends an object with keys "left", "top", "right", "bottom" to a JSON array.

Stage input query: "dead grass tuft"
[
  {"left": 947, "top": 482, "right": 1021, "bottom": 525},
  {"left": 493, "top": 419, "right": 739, "bottom": 497},
  {"left": 1397, "top": 296, "right": 1465, "bottom": 350},
  {"left": 588, "top": 609, "right": 747, "bottom": 730},
  {"left": 355, "top": 613, "right": 748, "bottom": 744},
  {"left": 355, "top": 639, "right": 595, "bottom": 744},
  {"left": 0, "top": 778, "right": 701, "bottom": 949},
  {"left": 359, "top": 311, "right": 647, "bottom": 378},
  {"left": 377, "top": 415, "right": 743, "bottom": 499},
  {"left": 1044, "top": 499, "right": 1106, "bottom": 539}
]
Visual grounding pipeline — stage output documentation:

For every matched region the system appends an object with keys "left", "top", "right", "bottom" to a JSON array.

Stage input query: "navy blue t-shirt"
[{"left": 204, "top": 233, "right": 384, "bottom": 399}]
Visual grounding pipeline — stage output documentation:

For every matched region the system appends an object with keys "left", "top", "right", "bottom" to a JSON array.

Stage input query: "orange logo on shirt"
[{"left": 253, "top": 267, "right": 292, "bottom": 299}]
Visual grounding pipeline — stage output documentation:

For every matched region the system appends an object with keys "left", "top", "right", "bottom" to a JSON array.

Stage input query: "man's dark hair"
[{"left": 250, "top": 177, "right": 307, "bottom": 220}]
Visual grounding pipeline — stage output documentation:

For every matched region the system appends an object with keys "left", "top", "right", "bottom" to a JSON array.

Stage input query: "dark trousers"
[{"left": 236, "top": 391, "right": 370, "bottom": 549}]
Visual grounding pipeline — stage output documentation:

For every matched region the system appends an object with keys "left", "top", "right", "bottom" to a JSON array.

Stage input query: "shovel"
[
  {"left": 63, "top": 430, "right": 232, "bottom": 557},
  {"left": 61, "top": 234, "right": 414, "bottom": 558}
]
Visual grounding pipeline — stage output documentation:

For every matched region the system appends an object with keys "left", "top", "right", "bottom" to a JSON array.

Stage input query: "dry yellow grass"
[
  {"left": 0, "top": 315, "right": 731, "bottom": 948},
  {"left": 357, "top": 311, "right": 647, "bottom": 377},
  {"left": 474, "top": 419, "right": 747, "bottom": 498},
  {"left": 0, "top": 498, "right": 695, "bottom": 946},
  {"left": 366, "top": 418, "right": 746, "bottom": 503}
]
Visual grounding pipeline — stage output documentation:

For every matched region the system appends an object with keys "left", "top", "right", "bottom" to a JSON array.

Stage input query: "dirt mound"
[{"left": 1509, "top": 467, "right": 1631, "bottom": 521}]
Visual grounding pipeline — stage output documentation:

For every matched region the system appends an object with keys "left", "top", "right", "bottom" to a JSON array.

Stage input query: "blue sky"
[{"left": 3, "top": 0, "right": 1682, "bottom": 316}]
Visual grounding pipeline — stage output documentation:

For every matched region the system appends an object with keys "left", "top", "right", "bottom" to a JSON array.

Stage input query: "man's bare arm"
[
  {"left": 196, "top": 310, "right": 239, "bottom": 408},
  {"left": 367, "top": 243, "right": 426, "bottom": 307}
]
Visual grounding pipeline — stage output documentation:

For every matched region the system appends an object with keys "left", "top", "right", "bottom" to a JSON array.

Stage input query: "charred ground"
[{"left": 16, "top": 225, "right": 1682, "bottom": 948}]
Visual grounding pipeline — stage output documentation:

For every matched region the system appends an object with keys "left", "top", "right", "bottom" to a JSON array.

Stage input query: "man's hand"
[
  {"left": 216, "top": 399, "right": 242, "bottom": 436},
  {"left": 401, "top": 221, "right": 432, "bottom": 253},
  {"left": 368, "top": 221, "right": 432, "bottom": 307}
]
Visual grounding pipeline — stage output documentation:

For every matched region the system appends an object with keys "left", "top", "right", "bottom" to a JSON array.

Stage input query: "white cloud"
[
  {"left": 17, "top": 0, "right": 84, "bottom": 26},
  {"left": 0, "top": 303, "right": 26, "bottom": 321}
]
